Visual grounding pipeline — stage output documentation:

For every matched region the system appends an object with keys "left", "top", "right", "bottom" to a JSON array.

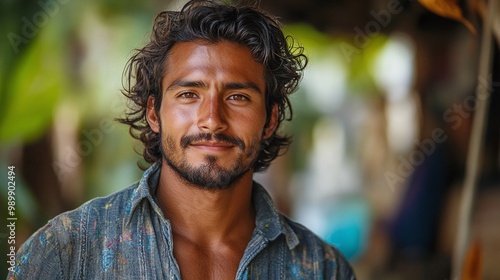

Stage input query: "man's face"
[{"left": 146, "top": 40, "right": 277, "bottom": 190}]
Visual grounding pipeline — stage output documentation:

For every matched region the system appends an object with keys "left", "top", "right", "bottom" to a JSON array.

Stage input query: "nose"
[{"left": 197, "top": 95, "right": 228, "bottom": 133}]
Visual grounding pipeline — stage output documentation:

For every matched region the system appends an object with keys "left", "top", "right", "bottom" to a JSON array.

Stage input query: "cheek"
[
  {"left": 232, "top": 113, "right": 265, "bottom": 133},
  {"left": 236, "top": 105, "right": 267, "bottom": 127},
  {"left": 160, "top": 104, "right": 196, "bottom": 131}
]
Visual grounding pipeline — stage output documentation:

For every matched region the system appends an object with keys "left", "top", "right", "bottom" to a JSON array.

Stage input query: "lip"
[{"left": 190, "top": 141, "right": 234, "bottom": 151}]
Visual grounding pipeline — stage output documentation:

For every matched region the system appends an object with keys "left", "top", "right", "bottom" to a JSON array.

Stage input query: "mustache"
[{"left": 180, "top": 133, "right": 245, "bottom": 150}]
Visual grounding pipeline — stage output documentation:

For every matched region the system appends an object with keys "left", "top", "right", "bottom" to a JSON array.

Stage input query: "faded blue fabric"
[{"left": 8, "top": 163, "right": 355, "bottom": 279}]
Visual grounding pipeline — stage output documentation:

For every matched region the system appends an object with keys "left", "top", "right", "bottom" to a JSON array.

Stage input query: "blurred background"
[{"left": 1, "top": 0, "right": 499, "bottom": 278}]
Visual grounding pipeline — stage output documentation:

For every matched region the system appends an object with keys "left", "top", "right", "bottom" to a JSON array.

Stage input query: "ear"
[
  {"left": 146, "top": 96, "right": 160, "bottom": 133},
  {"left": 263, "top": 104, "right": 279, "bottom": 139}
]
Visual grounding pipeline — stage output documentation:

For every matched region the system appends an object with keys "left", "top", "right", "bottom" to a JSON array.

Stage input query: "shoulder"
[
  {"left": 280, "top": 215, "right": 357, "bottom": 279},
  {"left": 52, "top": 181, "right": 140, "bottom": 235},
  {"left": 8, "top": 183, "right": 140, "bottom": 279},
  {"left": 46, "top": 182, "right": 140, "bottom": 234}
]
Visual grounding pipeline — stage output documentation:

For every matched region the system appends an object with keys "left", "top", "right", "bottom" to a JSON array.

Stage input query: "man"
[{"left": 9, "top": 0, "right": 355, "bottom": 279}]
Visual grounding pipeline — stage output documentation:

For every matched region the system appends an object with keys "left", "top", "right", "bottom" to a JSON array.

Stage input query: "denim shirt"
[{"left": 8, "top": 163, "right": 355, "bottom": 279}]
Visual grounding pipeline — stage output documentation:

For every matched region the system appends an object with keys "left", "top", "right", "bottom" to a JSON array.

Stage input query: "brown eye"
[
  {"left": 178, "top": 92, "right": 198, "bottom": 99},
  {"left": 227, "top": 94, "right": 249, "bottom": 102}
]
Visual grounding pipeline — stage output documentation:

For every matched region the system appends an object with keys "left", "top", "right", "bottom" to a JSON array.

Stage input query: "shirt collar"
[
  {"left": 127, "top": 162, "right": 162, "bottom": 222},
  {"left": 127, "top": 163, "right": 299, "bottom": 249},
  {"left": 252, "top": 182, "right": 299, "bottom": 249}
]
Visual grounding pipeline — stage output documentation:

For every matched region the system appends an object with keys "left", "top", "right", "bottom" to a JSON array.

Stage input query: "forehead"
[{"left": 163, "top": 40, "right": 265, "bottom": 90}]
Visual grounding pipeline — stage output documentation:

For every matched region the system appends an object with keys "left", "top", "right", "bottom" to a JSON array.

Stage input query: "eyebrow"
[
  {"left": 166, "top": 79, "right": 263, "bottom": 95},
  {"left": 166, "top": 80, "right": 206, "bottom": 91},
  {"left": 225, "top": 82, "right": 262, "bottom": 95}
]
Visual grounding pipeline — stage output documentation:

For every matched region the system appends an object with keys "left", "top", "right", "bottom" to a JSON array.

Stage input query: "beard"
[{"left": 160, "top": 131, "right": 261, "bottom": 190}]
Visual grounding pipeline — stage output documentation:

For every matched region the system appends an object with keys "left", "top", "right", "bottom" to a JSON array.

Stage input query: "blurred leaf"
[
  {"left": 418, "top": 0, "right": 476, "bottom": 35},
  {"left": 344, "top": 35, "right": 388, "bottom": 97},
  {"left": 284, "top": 24, "right": 335, "bottom": 53},
  {"left": 0, "top": 27, "right": 63, "bottom": 144},
  {"left": 286, "top": 23, "right": 389, "bottom": 98},
  {"left": 462, "top": 240, "right": 483, "bottom": 280}
]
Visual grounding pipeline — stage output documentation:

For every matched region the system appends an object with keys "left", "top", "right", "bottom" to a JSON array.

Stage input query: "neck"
[{"left": 156, "top": 163, "right": 256, "bottom": 246}]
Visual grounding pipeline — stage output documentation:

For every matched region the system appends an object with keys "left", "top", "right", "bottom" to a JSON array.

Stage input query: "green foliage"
[
  {"left": 285, "top": 23, "right": 389, "bottom": 98},
  {"left": 0, "top": 27, "right": 63, "bottom": 145}
]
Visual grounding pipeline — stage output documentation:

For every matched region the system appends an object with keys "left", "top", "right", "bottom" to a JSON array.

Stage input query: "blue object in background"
[{"left": 323, "top": 195, "right": 371, "bottom": 261}]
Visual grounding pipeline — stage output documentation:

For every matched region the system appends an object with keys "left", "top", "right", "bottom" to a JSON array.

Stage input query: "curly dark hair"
[{"left": 118, "top": 0, "right": 307, "bottom": 172}]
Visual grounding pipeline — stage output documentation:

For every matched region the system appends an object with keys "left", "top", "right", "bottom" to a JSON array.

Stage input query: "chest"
[
  {"left": 174, "top": 248, "right": 241, "bottom": 280},
  {"left": 78, "top": 233, "right": 326, "bottom": 280},
  {"left": 173, "top": 239, "right": 243, "bottom": 280}
]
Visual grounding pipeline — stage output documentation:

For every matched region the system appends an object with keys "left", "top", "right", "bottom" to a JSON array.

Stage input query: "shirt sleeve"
[{"left": 7, "top": 219, "right": 68, "bottom": 279}]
